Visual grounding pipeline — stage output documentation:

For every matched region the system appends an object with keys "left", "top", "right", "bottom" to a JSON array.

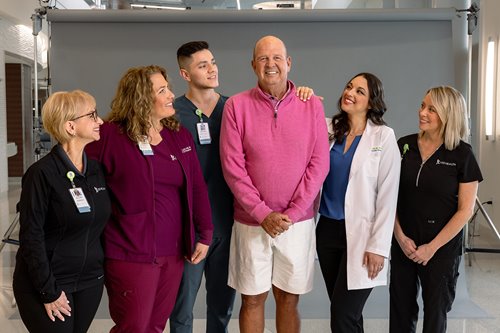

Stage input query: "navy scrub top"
[
  {"left": 174, "top": 94, "right": 234, "bottom": 237},
  {"left": 319, "top": 135, "right": 361, "bottom": 220}
]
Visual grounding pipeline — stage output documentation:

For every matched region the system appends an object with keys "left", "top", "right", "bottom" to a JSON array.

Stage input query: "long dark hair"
[{"left": 331, "top": 72, "right": 387, "bottom": 142}]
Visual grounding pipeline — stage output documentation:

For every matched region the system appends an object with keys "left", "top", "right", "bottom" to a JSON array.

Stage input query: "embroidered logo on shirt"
[
  {"left": 94, "top": 186, "right": 106, "bottom": 193},
  {"left": 436, "top": 159, "right": 456, "bottom": 166},
  {"left": 181, "top": 146, "right": 192, "bottom": 153},
  {"left": 170, "top": 154, "right": 177, "bottom": 161},
  {"left": 371, "top": 146, "right": 383, "bottom": 152}
]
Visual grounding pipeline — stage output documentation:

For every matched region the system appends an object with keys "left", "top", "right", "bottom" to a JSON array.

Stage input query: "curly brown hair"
[{"left": 107, "top": 65, "right": 180, "bottom": 142}]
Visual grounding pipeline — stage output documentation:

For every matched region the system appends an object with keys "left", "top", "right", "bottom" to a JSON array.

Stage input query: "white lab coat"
[{"left": 325, "top": 118, "right": 401, "bottom": 290}]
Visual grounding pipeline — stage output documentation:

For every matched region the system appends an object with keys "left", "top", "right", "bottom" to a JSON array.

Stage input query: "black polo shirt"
[
  {"left": 175, "top": 94, "right": 233, "bottom": 237},
  {"left": 397, "top": 134, "right": 482, "bottom": 257}
]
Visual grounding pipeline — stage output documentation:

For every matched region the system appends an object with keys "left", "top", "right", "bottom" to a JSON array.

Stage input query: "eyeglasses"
[{"left": 71, "top": 110, "right": 98, "bottom": 122}]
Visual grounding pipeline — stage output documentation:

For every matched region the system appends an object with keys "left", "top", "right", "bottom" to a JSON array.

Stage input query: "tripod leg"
[{"left": 0, "top": 213, "right": 20, "bottom": 253}]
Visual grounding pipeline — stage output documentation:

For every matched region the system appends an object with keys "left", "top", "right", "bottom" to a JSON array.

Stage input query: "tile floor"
[{"left": 1, "top": 181, "right": 500, "bottom": 332}]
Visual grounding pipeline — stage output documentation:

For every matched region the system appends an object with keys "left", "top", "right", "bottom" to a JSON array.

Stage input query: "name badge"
[
  {"left": 138, "top": 135, "right": 154, "bottom": 155},
  {"left": 197, "top": 122, "right": 212, "bottom": 145},
  {"left": 69, "top": 188, "right": 91, "bottom": 213}
]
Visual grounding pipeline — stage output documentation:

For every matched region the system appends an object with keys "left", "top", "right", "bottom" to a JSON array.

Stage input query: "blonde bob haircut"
[
  {"left": 107, "top": 65, "right": 180, "bottom": 142},
  {"left": 42, "top": 90, "right": 96, "bottom": 144},
  {"left": 420, "top": 86, "right": 468, "bottom": 150}
]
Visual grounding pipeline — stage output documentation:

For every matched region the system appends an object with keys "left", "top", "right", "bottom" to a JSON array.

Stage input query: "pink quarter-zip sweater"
[{"left": 220, "top": 81, "right": 330, "bottom": 226}]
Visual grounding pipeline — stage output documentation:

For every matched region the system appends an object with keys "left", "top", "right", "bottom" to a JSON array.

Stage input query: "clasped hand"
[
  {"left": 261, "top": 212, "right": 292, "bottom": 238},
  {"left": 397, "top": 233, "right": 436, "bottom": 266},
  {"left": 407, "top": 243, "right": 436, "bottom": 266}
]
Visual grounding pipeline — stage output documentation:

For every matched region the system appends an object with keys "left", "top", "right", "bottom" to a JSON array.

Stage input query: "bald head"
[
  {"left": 251, "top": 35, "right": 291, "bottom": 97},
  {"left": 253, "top": 35, "right": 287, "bottom": 60}
]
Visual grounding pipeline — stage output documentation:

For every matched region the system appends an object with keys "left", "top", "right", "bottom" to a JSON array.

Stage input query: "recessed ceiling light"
[
  {"left": 253, "top": 1, "right": 301, "bottom": 10},
  {"left": 130, "top": 3, "right": 187, "bottom": 10}
]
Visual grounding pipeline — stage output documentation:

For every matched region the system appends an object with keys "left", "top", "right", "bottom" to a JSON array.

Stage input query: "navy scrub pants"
[{"left": 169, "top": 235, "right": 236, "bottom": 333}]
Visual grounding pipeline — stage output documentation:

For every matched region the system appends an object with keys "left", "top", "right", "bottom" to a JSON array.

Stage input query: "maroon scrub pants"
[{"left": 105, "top": 256, "right": 184, "bottom": 333}]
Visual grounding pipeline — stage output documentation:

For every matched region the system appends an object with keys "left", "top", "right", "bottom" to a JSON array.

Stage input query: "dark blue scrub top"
[{"left": 319, "top": 135, "right": 361, "bottom": 220}]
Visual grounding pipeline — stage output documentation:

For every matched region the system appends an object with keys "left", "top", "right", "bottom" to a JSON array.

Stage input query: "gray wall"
[{"left": 47, "top": 9, "right": 456, "bottom": 138}]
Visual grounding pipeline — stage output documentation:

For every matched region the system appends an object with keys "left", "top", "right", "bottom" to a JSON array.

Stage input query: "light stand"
[
  {"left": 31, "top": 5, "right": 47, "bottom": 129},
  {"left": 456, "top": 2, "right": 479, "bottom": 35},
  {"left": 31, "top": 2, "right": 52, "bottom": 162},
  {"left": 465, "top": 198, "right": 500, "bottom": 256},
  {"left": 1, "top": 4, "right": 50, "bottom": 254},
  {"left": 457, "top": 3, "right": 500, "bottom": 259},
  {"left": 456, "top": 2, "right": 479, "bottom": 139}
]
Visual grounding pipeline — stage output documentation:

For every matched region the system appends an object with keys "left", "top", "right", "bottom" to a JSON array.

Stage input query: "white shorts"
[{"left": 228, "top": 218, "right": 316, "bottom": 295}]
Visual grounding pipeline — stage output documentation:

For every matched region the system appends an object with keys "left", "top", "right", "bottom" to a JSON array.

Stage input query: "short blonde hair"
[
  {"left": 42, "top": 90, "right": 96, "bottom": 143},
  {"left": 421, "top": 86, "right": 468, "bottom": 150}
]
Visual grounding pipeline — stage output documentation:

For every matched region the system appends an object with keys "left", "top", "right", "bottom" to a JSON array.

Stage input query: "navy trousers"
[{"left": 169, "top": 235, "right": 236, "bottom": 333}]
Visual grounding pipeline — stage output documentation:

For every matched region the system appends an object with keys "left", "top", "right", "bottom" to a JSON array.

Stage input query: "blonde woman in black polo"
[{"left": 390, "top": 86, "right": 482, "bottom": 333}]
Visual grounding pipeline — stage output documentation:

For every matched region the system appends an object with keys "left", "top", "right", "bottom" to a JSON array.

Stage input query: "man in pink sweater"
[{"left": 220, "top": 35, "right": 329, "bottom": 333}]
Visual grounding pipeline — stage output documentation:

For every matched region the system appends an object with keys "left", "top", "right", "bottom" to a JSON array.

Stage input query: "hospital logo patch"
[
  {"left": 94, "top": 186, "right": 106, "bottom": 193},
  {"left": 436, "top": 159, "right": 456, "bottom": 166}
]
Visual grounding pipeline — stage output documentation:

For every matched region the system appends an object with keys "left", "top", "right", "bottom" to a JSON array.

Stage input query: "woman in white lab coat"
[{"left": 316, "top": 72, "right": 400, "bottom": 332}]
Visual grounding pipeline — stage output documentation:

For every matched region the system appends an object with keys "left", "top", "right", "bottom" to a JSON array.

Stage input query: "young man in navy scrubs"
[{"left": 169, "top": 41, "right": 235, "bottom": 333}]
